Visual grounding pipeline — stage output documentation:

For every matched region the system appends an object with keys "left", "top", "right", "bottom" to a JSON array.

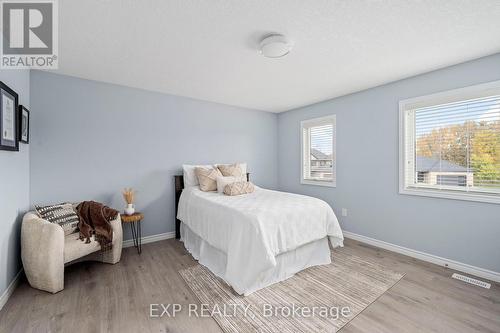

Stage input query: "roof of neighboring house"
[
  {"left": 311, "top": 148, "right": 332, "bottom": 160},
  {"left": 416, "top": 156, "right": 469, "bottom": 173}
]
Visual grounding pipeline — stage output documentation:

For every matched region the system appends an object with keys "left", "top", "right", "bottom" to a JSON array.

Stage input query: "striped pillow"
[{"left": 35, "top": 203, "right": 80, "bottom": 235}]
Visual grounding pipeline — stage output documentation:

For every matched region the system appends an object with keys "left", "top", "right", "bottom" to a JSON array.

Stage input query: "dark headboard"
[{"left": 174, "top": 172, "right": 250, "bottom": 239}]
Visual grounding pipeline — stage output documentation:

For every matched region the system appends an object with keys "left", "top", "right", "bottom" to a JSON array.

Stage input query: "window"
[
  {"left": 301, "top": 115, "right": 336, "bottom": 187},
  {"left": 399, "top": 80, "right": 500, "bottom": 204}
]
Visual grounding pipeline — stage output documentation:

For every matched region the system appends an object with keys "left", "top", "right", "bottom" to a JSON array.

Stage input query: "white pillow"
[
  {"left": 215, "top": 163, "right": 247, "bottom": 177},
  {"left": 183, "top": 164, "right": 213, "bottom": 187},
  {"left": 216, "top": 176, "right": 243, "bottom": 193}
]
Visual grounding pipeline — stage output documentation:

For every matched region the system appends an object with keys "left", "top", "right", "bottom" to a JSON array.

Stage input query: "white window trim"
[
  {"left": 399, "top": 80, "right": 500, "bottom": 204},
  {"left": 300, "top": 114, "right": 336, "bottom": 187}
]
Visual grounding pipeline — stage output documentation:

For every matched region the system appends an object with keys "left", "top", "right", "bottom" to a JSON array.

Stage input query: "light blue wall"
[
  {"left": 30, "top": 71, "right": 278, "bottom": 240},
  {"left": 0, "top": 69, "right": 30, "bottom": 298},
  {"left": 278, "top": 53, "right": 500, "bottom": 272}
]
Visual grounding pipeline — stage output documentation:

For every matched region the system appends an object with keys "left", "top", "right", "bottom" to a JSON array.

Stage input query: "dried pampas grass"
[{"left": 122, "top": 188, "right": 135, "bottom": 204}]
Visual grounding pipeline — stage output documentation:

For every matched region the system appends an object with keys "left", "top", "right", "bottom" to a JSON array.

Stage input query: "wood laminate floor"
[{"left": 1, "top": 238, "right": 499, "bottom": 333}]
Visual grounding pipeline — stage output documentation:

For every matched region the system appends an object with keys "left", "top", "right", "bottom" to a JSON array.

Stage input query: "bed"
[{"left": 175, "top": 174, "right": 344, "bottom": 295}]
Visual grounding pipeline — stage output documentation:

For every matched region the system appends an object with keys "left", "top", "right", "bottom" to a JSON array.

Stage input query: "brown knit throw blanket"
[{"left": 76, "top": 201, "right": 118, "bottom": 251}]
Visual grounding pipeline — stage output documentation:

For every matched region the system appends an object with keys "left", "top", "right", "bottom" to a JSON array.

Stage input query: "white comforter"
[{"left": 177, "top": 186, "right": 344, "bottom": 295}]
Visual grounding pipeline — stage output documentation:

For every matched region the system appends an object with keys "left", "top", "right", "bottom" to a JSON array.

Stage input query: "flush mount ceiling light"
[{"left": 259, "top": 34, "right": 293, "bottom": 58}]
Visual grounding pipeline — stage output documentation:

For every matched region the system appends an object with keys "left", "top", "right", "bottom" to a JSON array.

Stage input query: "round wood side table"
[{"left": 121, "top": 212, "right": 144, "bottom": 254}]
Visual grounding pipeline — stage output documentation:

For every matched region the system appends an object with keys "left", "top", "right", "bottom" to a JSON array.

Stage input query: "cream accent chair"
[{"left": 21, "top": 211, "right": 123, "bottom": 293}]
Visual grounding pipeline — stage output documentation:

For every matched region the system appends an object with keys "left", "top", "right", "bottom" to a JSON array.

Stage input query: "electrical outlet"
[{"left": 341, "top": 208, "right": 348, "bottom": 217}]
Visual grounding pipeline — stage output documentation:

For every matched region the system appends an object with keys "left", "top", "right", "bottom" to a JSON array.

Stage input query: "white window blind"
[
  {"left": 301, "top": 115, "right": 336, "bottom": 187},
  {"left": 400, "top": 81, "right": 500, "bottom": 204}
]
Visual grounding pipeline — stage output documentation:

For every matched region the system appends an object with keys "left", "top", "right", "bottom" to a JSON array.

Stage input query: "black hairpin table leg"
[
  {"left": 129, "top": 223, "right": 137, "bottom": 250},
  {"left": 121, "top": 213, "right": 144, "bottom": 255},
  {"left": 137, "top": 220, "right": 141, "bottom": 254},
  {"left": 129, "top": 222, "right": 142, "bottom": 254}
]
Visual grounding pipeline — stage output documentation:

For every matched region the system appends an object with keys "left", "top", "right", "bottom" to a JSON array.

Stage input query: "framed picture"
[
  {"left": 0, "top": 81, "right": 19, "bottom": 151},
  {"left": 19, "top": 105, "right": 30, "bottom": 144}
]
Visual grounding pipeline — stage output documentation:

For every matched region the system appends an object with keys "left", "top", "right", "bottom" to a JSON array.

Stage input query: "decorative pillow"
[
  {"left": 223, "top": 181, "right": 255, "bottom": 196},
  {"left": 35, "top": 203, "right": 80, "bottom": 235},
  {"left": 217, "top": 163, "right": 245, "bottom": 178},
  {"left": 183, "top": 164, "right": 214, "bottom": 187},
  {"left": 216, "top": 163, "right": 247, "bottom": 174},
  {"left": 195, "top": 166, "right": 222, "bottom": 192},
  {"left": 216, "top": 176, "right": 239, "bottom": 193}
]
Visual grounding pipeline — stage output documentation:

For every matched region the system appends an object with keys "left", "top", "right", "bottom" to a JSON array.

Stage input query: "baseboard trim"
[
  {"left": 343, "top": 231, "right": 500, "bottom": 283},
  {"left": 122, "top": 231, "right": 175, "bottom": 248},
  {"left": 0, "top": 269, "right": 23, "bottom": 312}
]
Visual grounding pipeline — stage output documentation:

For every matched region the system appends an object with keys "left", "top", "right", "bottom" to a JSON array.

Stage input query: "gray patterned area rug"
[{"left": 179, "top": 247, "right": 405, "bottom": 333}]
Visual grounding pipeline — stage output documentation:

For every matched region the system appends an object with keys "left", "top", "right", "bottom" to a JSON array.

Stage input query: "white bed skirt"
[{"left": 180, "top": 223, "right": 332, "bottom": 295}]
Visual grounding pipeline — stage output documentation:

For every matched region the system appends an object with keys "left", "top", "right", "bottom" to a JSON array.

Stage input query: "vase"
[{"left": 125, "top": 204, "right": 135, "bottom": 215}]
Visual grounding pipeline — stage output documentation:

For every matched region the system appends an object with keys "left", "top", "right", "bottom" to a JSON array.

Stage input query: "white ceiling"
[{"left": 54, "top": 0, "right": 500, "bottom": 112}]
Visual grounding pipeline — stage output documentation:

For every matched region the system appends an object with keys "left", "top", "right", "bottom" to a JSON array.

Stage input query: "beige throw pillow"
[
  {"left": 195, "top": 166, "right": 221, "bottom": 191},
  {"left": 216, "top": 176, "right": 239, "bottom": 194},
  {"left": 223, "top": 181, "right": 255, "bottom": 196},
  {"left": 218, "top": 163, "right": 244, "bottom": 178}
]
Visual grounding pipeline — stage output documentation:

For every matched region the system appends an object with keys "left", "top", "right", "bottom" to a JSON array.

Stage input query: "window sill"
[
  {"left": 399, "top": 187, "right": 500, "bottom": 204},
  {"left": 301, "top": 179, "right": 336, "bottom": 188}
]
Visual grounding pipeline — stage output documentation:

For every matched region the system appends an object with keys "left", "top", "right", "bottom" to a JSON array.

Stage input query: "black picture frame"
[
  {"left": 19, "top": 105, "right": 30, "bottom": 144},
  {"left": 0, "top": 81, "right": 19, "bottom": 151}
]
